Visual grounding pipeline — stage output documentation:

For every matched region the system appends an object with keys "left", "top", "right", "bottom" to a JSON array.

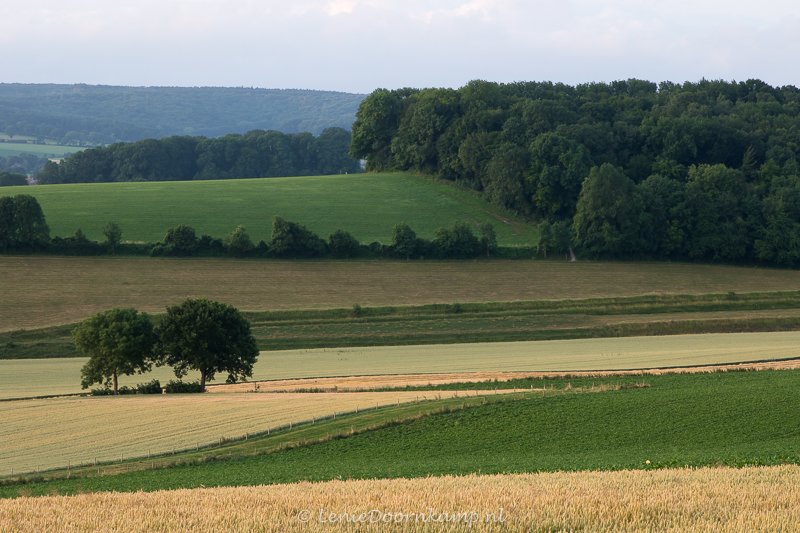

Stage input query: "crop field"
[
  {"left": 2, "top": 465, "right": 797, "bottom": 532},
  {"left": 0, "top": 391, "right": 478, "bottom": 473},
  {"left": 5, "top": 255, "right": 800, "bottom": 331},
  {"left": 0, "top": 142, "right": 83, "bottom": 158},
  {"left": 3, "top": 331, "right": 800, "bottom": 399},
  {"left": 2, "top": 370, "right": 798, "bottom": 497},
  {"left": 0, "top": 172, "right": 537, "bottom": 244}
]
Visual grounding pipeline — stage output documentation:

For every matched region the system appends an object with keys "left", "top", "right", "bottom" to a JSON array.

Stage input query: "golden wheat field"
[
  {"left": 1, "top": 465, "right": 798, "bottom": 532},
  {"left": 0, "top": 391, "right": 474, "bottom": 474}
]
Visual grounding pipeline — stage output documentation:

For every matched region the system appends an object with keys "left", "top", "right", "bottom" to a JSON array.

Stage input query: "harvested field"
[
  {"left": 209, "top": 357, "right": 800, "bottom": 392},
  {"left": 5, "top": 255, "right": 800, "bottom": 331},
  {"left": 2, "top": 465, "right": 798, "bottom": 531},
  {"left": 4, "top": 331, "right": 800, "bottom": 399},
  {"left": 0, "top": 391, "right": 478, "bottom": 473}
]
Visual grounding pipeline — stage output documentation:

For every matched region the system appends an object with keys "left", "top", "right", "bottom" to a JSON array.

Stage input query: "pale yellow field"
[
  {"left": 2, "top": 465, "right": 798, "bottom": 532},
  {"left": 3, "top": 331, "right": 800, "bottom": 399},
  {"left": 0, "top": 391, "right": 470, "bottom": 474}
]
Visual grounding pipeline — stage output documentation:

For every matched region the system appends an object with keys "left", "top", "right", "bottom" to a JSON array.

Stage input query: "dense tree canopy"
[
  {"left": 38, "top": 128, "right": 361, "bottom": 184},
  {"left": 156, "top": 299, "right": 259, "bottom": 391},
  {"left": 0, "top": 194, "right": 49, "bottom": 251},
  {"left": 0, "top": 84, "right": 364, "bottom": 144},
  {"left": 74, "top": 308, "right": 156, "bottom": 394},
  {"left": 352, "top": 79, "right": 800, "bottom": 265}
]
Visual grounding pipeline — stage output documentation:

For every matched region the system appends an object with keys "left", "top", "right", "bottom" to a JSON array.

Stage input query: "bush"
[
  {"left": 224, "top": 225, "right": 255, "bottom": 257},
  {"left": 137, "top": 379, "right": 162, "bottom": 394},
  {"left": 165, "top": 380, "right": 204, "bottom": 393},
  {"left": 117, "top": 385, "right": 137, "bottom": 395},
  {"left": 162, "top": 225, "right": 198, "bottom": 256},
  {"left": 329, "top": 229, "right": 361, "bottom": 258},
  {"left": 269, "top": 217, "right": 327, "bottom": 258},
  {"left": 90, "top": 387, "right": 115, "bottom": 396},
  {"left": 432, "top": 222, "right": 481, "bottom": 258},
  {"left": 48, "top": 229, "right": 105, "bottom": 255}
]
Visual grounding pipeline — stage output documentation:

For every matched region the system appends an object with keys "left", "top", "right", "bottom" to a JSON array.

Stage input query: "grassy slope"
[
  {"left": 7, "top": 291, "right": 800, "bottom": 358},
  {"left": 3, "top": 370, "right": 797, "bottom": 496},
  {"left": 3, "top": 331, "right": 800, "bottom": 399},
  {"left": 5, "top": 256, "right": 800, "bottom": 331},
  {"left": 0, "top": 173, "right": 536, "bottom": 244}
]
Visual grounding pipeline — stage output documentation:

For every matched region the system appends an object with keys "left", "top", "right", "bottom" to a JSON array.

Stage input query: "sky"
[{"left": 1, "top": 0, "right": 798, "bottom": 94}]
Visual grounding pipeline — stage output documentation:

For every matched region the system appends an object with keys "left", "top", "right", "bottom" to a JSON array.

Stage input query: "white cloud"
[{"left": 0, "top": 0, "right": 797, "bottom": 91}]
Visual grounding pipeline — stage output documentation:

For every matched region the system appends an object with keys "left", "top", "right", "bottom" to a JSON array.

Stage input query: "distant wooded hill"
[{"left": 0, "top": 84, "right": 365, "bottom": 145}]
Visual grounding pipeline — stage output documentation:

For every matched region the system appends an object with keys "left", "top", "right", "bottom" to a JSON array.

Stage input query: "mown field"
[
  {"left": 5, "top": 255, "right": 800, "bottom": 331},
  {"left": 3, "top": 331, "right": 800, "bottom": 399},
  {"left": 0, "top": 391, "right": 477, "bottom": 473},
  {"left": 2, "top": 370, "right": 797, "bottom": 496},
  {"left": 8, "top": 291, "right": 800, "bottom": 358},
  {"left": 0, "top": 142, "right": 83, "bottom": 159},
  {"left": 0, "top": 172, "right": 537, "bottom": 244},
  {"left": 2, "top": 466, "right": 797, "bottom": 532}
]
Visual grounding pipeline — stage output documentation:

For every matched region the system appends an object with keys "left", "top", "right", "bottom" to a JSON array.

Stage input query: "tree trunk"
[
  {"left": 568, "top": 247, "right": 577, "bottom": 262},
  {"left": 200, "top": 370, "right": 207, "bottom": 392},
  {"left": 113, "top": 371, "right": 118, "bottom": 395}
]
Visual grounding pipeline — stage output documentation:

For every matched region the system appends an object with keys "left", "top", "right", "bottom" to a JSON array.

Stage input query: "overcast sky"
[{"left": 1, "top": 0, "right": 797, "bottom": 93}]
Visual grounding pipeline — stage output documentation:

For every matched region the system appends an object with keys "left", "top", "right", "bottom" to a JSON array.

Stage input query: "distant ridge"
[{"left": 0, "top": 83, "right": 365, "bottom": 145}]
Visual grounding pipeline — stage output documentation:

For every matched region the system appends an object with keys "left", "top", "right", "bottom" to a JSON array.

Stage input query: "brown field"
[
  {"left": 4, "top": 255, "right": 800, "bottom": 331},
  {"left": 2, "top": 465, "right": 798, "bottom": 532},
  {"left": 208, "top": 358, "right": 800, "bottom": 392}
]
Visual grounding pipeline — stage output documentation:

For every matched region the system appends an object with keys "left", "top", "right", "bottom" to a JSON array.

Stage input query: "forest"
[
  {"left": 0, "top": 84, "right": 364, "bottom": 145},
  {"left": 38, "top": 128, "right": 361, "bottom": 183},
  {"left": 350, "top": 79, "right": 800, "bottom": 265}
]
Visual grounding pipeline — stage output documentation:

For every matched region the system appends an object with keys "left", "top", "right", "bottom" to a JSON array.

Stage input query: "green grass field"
[
  {"left": 0, "top": 173, "right": 537, "bottom": 244},
  {"left": 0, "top": 142, "right": 83, "bottom": 159},
  {"left": 5, "top": 256, "right": 800, "bottom": 331},
  {"left": 3, "top": 370, "right": 797, "bottom": 497},
  {"left": 2, "top": 331, "right": 800, "bottom": 399}
]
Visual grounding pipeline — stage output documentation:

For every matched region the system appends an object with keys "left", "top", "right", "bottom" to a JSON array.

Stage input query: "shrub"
[
  {"left": 137, "top": 379, "right": 162, "bottom": 394},
  {"left": 432, "top": 222, "right": 481, "bottom": 258},
  {"left": 269, "top": 217, "right": 327, "bottom": 258},
  {"left": 165, "top": 380, "right": 204, "bottom": 393},
  {"left": 90, "top": 387, "right": 115, "bottom": 396},
  {"left": 224, "top": 225, "right": 255, "bottom": 257},
  {"left": 162, "top": 225, "right": 198, "bottom": 256},
  {"left": 329, "top": 229, "right": 361, "bottom": 258}
]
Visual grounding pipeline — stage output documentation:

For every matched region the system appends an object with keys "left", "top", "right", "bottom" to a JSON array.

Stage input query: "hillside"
[
  {"left": 0, "top": 84, "right": 365, "bottom": 144},
  {"left": 0, "top": 173, "right": 537, "bottom": 244}
]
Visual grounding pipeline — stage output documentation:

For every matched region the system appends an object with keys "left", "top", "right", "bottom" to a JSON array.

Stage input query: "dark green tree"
[
  {"left": 103, "top": 222, "right": 123, "bottom": 254},
  {"left": 224, "top": 225, "right": 255, "bottom": 257},
  {"left": 269, "top": 216, "right": 327, "bottom": 257},
  {"left": 391, "top": 223, "right": 419, "bottom": 259},
  {"left": 328, "top": 229, "right": 361, "bottom": 258},
  {"left": 73, "top": 308, "right": 156, "bottom": 394},
  {"left": 156, "top": 299, "right": 259, "bottom": 391},
  {"left": 163, "top": 225, "right": 198, "bottom": 256},
  {"left": 478, "top": 222, "right": 498, "bottom": 257},
  {"left": 432, "top": 222, "right": 481, "bottom": 258},
  {"left": 573, "top": 164, "right": 642, "bottom": 257}
]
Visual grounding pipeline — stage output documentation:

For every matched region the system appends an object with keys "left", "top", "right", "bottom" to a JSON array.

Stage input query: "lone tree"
[
  {"left": 156, "top": 299, "right": 259, "bottom": 391},
  {"left": 74, "top": 308, "right": 156, "bottom": 394}
]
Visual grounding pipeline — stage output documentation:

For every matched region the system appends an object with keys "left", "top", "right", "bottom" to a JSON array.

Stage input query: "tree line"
[
  {"left": 37, "top": 128, "right": 361, "bottom": 184},
  {"left": 0, "top": 194, "right": 504, "bottom": 259},
  {"left": 0, "top": 84, "right": 364, "bottom": 144},
  {"left": 350, "top": 79, "right": 800, "bottom": 265}
]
